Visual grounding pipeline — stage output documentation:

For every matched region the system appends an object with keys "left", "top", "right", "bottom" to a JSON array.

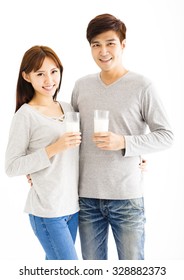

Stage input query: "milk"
[
  {"left": 66, "top": 121, "right": 80, "bottom": 132},
  {"left": 94, "top": 118, "right": 109, "bottom": 132}
]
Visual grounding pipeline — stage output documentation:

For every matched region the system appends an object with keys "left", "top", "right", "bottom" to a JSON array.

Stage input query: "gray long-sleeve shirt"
[
  {"left": 71, "top": 71, "right": 173, "bottom": 199},
  {"left": 5, "top": 102, "right": 79, "bottom": 217}
]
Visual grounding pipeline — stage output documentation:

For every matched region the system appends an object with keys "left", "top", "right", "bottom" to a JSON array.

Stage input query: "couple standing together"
[{"left": 5, "top": 14, "right": 173, "bottom": 260}]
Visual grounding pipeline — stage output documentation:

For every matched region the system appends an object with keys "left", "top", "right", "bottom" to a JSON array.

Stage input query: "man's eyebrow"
[
  {"left": 106, "top": 38, "right": 117, "bottom": 42},
  {"left": 91, "top": 39, "right": 99, "bottom": 44},
  {"left": 91, "top": 38, "right": 117, "bottom": 44}
]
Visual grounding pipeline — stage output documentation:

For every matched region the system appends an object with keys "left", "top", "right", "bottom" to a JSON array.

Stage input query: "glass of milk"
[
  {"left": 94, "top": 110, "right": 109, "bottom": 132},
  {"left": 65, "top": 112, "right": 80, "bottom": 132}
]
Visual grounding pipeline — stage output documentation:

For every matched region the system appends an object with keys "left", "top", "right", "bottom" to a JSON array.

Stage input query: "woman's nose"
[{"left": 44, "top": 74, "right": 52, "bottom": 83}]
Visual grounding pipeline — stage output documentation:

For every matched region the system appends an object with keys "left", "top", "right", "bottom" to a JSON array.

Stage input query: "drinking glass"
[
  {"left": 94, "top": 110, "right": 109, "bottom": 132},
  {"left": 65, "top": 112, "right": 80, "bottom": 132}
]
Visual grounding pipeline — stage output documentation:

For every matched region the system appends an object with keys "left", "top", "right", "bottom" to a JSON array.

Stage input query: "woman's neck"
[
  {"left": 29, "top": 96, "right": 55, "bottom": 106},
  {"left": 28, "top": 97, "right": 63, "bottom": 117}
]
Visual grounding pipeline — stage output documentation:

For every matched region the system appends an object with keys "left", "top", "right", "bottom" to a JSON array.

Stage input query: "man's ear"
[
  {"left": 22, "top": 71, "right": 31, "bottom": 83},
  {"left": 121, "top": 39, "right": 126, "bottom": 49}
]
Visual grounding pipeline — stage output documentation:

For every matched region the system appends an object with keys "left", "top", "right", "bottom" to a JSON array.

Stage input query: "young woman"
[{"left": 5, "top": 45, "right": 81, "bottom": 260}]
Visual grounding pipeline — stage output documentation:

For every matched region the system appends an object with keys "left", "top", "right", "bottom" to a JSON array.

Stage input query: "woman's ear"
[{"left": 22, "top": 71, "right": 31, "bottom": 83}]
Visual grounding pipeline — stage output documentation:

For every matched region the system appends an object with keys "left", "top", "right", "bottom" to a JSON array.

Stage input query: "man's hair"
[{"left": 86, "top": 13, "right": 126, "bottom": 44}]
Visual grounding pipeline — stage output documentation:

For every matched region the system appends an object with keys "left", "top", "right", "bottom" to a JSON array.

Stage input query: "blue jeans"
[
  {"left": 29, "top": 212, "right": 78, "bottom": 260},
  {"left": 79, "top": 198, "right": 145, "bottom": 260}
]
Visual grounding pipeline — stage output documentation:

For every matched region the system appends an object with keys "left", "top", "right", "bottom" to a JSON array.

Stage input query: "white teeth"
[
  {"left": 100, "top": 58, "right": 111, "bottom": 62},
  {"left": 44, "top": 86, "right": 53, "bottom": 89}
]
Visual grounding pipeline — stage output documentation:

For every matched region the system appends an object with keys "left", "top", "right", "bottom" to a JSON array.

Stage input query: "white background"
[{"left": 0, "top": 0, "right": 183, "bottom": 264}]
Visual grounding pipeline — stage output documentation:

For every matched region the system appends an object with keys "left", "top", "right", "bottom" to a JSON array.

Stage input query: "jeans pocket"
[{"left": 129, "top": 197, "right": 144, "bottom": 210}]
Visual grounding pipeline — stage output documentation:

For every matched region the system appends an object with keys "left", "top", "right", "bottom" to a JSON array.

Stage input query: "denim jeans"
[
  {"left": 79, "top": 198, "right": 145, "bottom": 260},
  {"left": 29, "top": 212, "right": 78, "bottom": 260}
]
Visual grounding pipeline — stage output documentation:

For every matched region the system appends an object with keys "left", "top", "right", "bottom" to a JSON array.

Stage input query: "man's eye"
[{"left": 92, "top": 44, "right": 99, "bottom": 48}]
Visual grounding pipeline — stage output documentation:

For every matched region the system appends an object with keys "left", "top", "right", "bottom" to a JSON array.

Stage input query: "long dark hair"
[{"left": 15, "top": 45, "right": 63, "bottom": 112}]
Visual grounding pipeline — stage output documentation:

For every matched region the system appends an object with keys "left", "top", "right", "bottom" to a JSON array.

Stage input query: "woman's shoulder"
[
  {"left": 16, "top": 103, "right": 31, "bottom": 113},
  {"left": 13, "top": 103, "right": 31, "bottom": 118}
]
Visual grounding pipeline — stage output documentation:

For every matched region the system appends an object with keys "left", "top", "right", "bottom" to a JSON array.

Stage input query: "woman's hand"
[
  {"left": 26, "top": 132, "right": 82, "bottom": 187},
  {"left": 46, "top": 132, "right": 81, "bottom": 158}
]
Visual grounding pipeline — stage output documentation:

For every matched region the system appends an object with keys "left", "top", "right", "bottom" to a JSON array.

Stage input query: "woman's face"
[{"left": 23, "top": 57, "right": 61, "bottom": 99}]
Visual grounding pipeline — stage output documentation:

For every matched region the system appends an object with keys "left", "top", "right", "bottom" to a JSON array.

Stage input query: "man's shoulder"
[
  {"left": 75, "top": 73, "right": 98, "bottom": 84},
  {"left": 126, "top": 71, "right": 152, "bottom": 91},
  {"left": 129, "top": 71, "right": 151, "bottom": 83}
]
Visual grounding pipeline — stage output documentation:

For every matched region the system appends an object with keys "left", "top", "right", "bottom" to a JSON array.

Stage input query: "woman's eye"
[{"left": 52, "top": 70, "right": 58, "bottom": 74}]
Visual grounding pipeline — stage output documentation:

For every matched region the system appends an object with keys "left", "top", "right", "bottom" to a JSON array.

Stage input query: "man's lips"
[{"left": 99, "top": 58, "right": 112, "bottom": 62}]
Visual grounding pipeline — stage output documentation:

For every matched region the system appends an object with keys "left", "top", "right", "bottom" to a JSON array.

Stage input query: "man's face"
[{"left": 90, "top": 30, "right": 125, "bottom": 72}]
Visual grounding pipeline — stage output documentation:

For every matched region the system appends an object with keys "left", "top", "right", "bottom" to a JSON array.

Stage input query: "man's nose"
[{"left": 100, "top": 46, "right": 109, "bottom": 55}]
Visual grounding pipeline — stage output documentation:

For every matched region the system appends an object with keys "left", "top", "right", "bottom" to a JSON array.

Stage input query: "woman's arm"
[{"left": 5, "top": 112, "right": 81, "bottom": 177}]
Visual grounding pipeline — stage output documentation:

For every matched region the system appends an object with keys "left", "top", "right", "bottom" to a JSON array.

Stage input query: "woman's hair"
[
  {"left": 15, "top": 45, "right": 63, "bottom": 112},
  {"left": 86, "top": 13, "right": 126, "bottom": 44}
]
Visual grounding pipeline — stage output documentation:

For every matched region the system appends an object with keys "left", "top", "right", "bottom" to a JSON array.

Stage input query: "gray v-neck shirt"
[
  {"left": 72, "top": 71, "right": 173, "bottom": 199},
  {"left": 5, "top": 102, "right": 79, "bottom": 217}
]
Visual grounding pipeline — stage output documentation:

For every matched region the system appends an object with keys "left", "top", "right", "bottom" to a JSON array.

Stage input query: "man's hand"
[
  {"left": 93, "top": 132, "right": 147, "bottom": 171},
  {"left": 93, "top": 132, "right": 125, "bottom": 150},
  {"left": 26, "top": 174, "right": 33, "bottom": 187},
  {"left": 139, "top": 159, "right": 147, "bottom": 172}
]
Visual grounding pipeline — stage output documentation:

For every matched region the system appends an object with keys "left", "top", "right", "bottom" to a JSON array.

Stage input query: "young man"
[{"left": 71, "top": 14, "right": 173, "bottom": 260}]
